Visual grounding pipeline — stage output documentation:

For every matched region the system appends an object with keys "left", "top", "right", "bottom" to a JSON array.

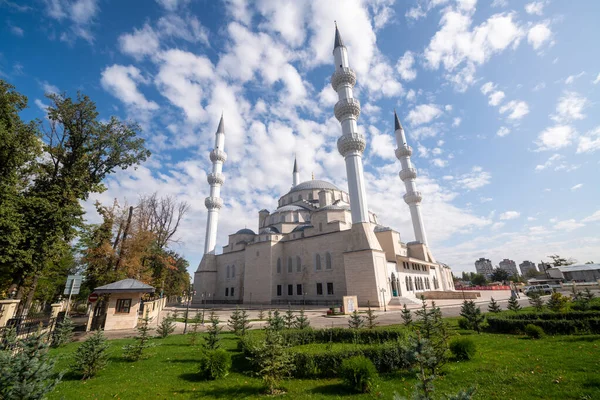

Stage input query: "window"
[
  {"left": 316, "top": 283, "right": 323, "bottom": 295},
  {"left": 288, "top": 257, "right": 293, "bottom": 273},
  {"left": 232, "top": 265, "right": 235, "bottom": 278},
  {"left": 288, "top": 284, "right": 293, "bottom": 296},
  {"left": 426, "top": 278, "right": 430, "bottom": 290},
  {"left": 298, "top": 195, "right": 302, "bottom": 201},
  {"left": 405, "top": 276, "right": 409, "bottom": 290},
  {"left": 327, "top": 282, "right": 334, "bottom": 295},
  {"left": 281, "top": 215, "right": 285, "bottom": 223},
  {"left": 277, "top": 258, "right": 281, "bottom": 273},
  {"left": 226, "top": 265, "right": 230, "bottom": 278},
  {"left": 319, "top": 222, "right": 323, "bottom": 232},
  {"left": 296, "top": 284, "right": 303, "bottom": 295},
  {"left": 309, "top": 192, "right": 314, "bottom": 200},
  {"left": 316, "top": 254, "right": 322, "bottom": 270},
  {"left": 116, "top": 299, "right": 132, "bottom": 313},
  {"left": 225, "top": 288, "right": 229, "bottom": 296},
  {"left": 277, "top": 285, "right": 282, "bottom": 296},
  {"left": 325, "top": 252, "right": 332, "bottom": 269},
  {"left": 296, "top": 256, "right": 301, "bottom": 272},
  {"left": 231, "top": 287, "right": 235, "bottom": 297}
]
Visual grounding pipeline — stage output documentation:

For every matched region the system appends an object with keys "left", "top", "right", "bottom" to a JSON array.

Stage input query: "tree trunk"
[
  {"left": 22, "top": 274, "right": 39, "bottom": 317},
  {"left": 114, "top": 206, "right": 134, "bottom": 273}
]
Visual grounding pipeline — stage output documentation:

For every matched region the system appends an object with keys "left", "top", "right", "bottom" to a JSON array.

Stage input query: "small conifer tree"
[
  {"left": 51, "top": 315, "right": 75, "bottom": 348},
  {"left": 547, "top": 292, "right": 567, "bottom": 312},
  {"left": 228, "top": 306, "right": 241, "bottom": 334},
  {"left": 348, "top": 309, "right": 364, "bottom": 329},
  {"left": 257, "top": 307, "right": 265, "bottom": 321},
  {"left": 254, "top": 326, "right": 295, "bottom": 394},
  {"left": 123, "top": 312, "right": 153, "bottom": 361},
  {"left": 365, "top": 301, "right": 378, "bottom": 329},
  {"left": 460, "top": 300, "right": 485, "bottom": 333},
  {"left": 283, "top": 305, "right": 295, "bottom": 329},
  {"left": 267, "top": 310, "right": 285, "bottom": 332},
  {"left": 414, "top": 299, "right": 449, "bottom": 376},
  {"left": 72, "top": 330, "right": 110, "bottom": 379},
  {"left": 487, "top": 297, "right": 502, "bottom": 313},
  {"left": 228, "top": 306, "right": 251, "bottom": 336},
  {"left": 189, "top": 312, "right": 203, "bottom": 345},
  {"left": 507, "top": 296, "right": 522, "bottom": 313},
  {"left": 401, "top": 304, "right": 413, "bottom": 326},
  {"left": 294, "top": 308, "right": 310, "bottom": 329},
  {"left": 528, "top": 293, "right": 545, "bottom": 312},
  {"left": 204, "top": 311, "right": 222, "bottom": 350},
  {"left": 156, "top": 312, "right": 176, "bottom": 338}
]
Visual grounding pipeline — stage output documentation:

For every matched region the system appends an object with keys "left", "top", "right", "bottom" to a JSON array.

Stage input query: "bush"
[
  {"left": 339, "top": 355, "right": 378, "bottom": 393},
  {"left": 156, "top": 313, "right": 176, "bottom": 338},
  {"left": 279, "top": 327, "right": 406, "bottom": 346},
  {"left": 51, "top": 315, "right": 75, "bottom": 348},
  {"left": 198, "top": 349, "right": 232, "bottom": 380},
  {"left": 71, "top": 330, "right": 110, "bottom": 379},
  {"left": 525, "top": 324, "right": 544, "bottom": 339},
  {"left": 449, "top": 337, "right": 476, "bottom": 361},
  {"left": 457, "top": 317, "right": 470, "bottom": 330},
  {"left": 486, "top": 315, "right": 600, "bottom": 335}
]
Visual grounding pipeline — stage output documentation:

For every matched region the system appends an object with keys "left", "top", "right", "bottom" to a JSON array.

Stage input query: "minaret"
[
  {"left": 394, "top": 111, "right": 428, "bottom": 246},
  {"left": 204, "top": 114, "right": 226, "bottom": 254},
  {"left": 331, "top": 23, "right": 369, "bottom": 224},
  {"left": 292, "top": 156, "right": 299, "bottom": 187}
]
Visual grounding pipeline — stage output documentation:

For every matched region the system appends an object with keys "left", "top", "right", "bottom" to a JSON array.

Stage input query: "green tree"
[
  {"left": 254, "top": 326, "right": 295, "bottom": 394},
  {"left": 401, "top": 304, "right": 413, "bottom": 326},
  {"left": 123, "top": 312, "right": 154, "bottom": 361},
  {"left": 188, "top": 312, "right": 203, "bottom": 345},
  {"left": 294, "top": 308, "right": 310, "bottom": 329},
  {"left": 548, "top": 254, "right": 575, "bottom": 266},
  {"left": 156, "top": 312, "right": 176, "bottom": 338},
  {"left": 204, "top": 311, "right": 222, "bottom": 350},
  {"left": 283, "top": 305, "right": 295, "bottom": 329},
  {"left": 470, "top": 273, "right": 487, "bottom": 286},
  {"left": 547, "top": 292, "right": 567, "bottom": 312},
  {"left": 365, "top": 301, "right": 378, "bottom": 329},
  {"left": 228, "top": 306, "right": 250, "bottom": 336},
  {"left": 348, "top": 310, "right": 364, "bottom": 329},
  {"left": 267, "top": 310, "right": 285, "bottom": 332},
  {"left": 507, "top": 296, "right": 521, "bottom": 313},
  {"left": 490, "top": 268, "right": 510, "bottom": 282},
  {"left": 51, "top": 315, "right": 75, "bottom": 347},
  {"left": 460, "top": 300, "right": 485, "bottom": 333},
  {"left": 487, "top": 297, "right": 502, "bottom": 313},
  {"left": 414, "top": 298, "right": 449, "bottom": 376},
  {"left": 71, "top": 330, "right": 110, "bottom": 379},
  {"left": 257, "top": 307, "right": 265, "bottom": 321},
  {"left": 528, "top": 293, "right": 545, "bottom": 312}
]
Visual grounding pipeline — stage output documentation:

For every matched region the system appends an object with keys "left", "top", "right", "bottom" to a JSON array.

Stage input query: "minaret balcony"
[
  {"left": 334, "top": 98, "right": 361, "bottom": 122},
  {"left": 207, "top": 172, "right": 225, "bottom": 186},
  {"left": 205, "top": 196, "right": 223, "bottom": 210},
  {"left": 209, "top": 149, "right": 227, "bottom": 163},
  {"left": 395, "top": 146, "right": 412, "bottom": 158},
  {"left": 337, "top": 134, "right": 366, "bottom": 157},
  {"left": 330, "top": 67, "right": 357, "bottom": 91},
  {"left": 403, "top": 191, "right": 422, "bottom": 205},
  {"left": 399, "top": 168, "right": 417, "bottom": 181}
]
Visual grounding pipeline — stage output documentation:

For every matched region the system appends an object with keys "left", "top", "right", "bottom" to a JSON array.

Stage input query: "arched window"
[
  {"left": 405, "top": 276, "right": 409, "bottom": 290},
  {"left": 226, "top": 265, "right": 230, "bottom": 279},
  {"left": 426, "top": 278, "right": 430, "bottom": 289},
  {"left": 296, "top": 256, "right": 301, "bottom": 272},
  {"left": 316, "top": 254, "right": 322, "bottom": 270},
  {"left": 325, "top": 252, "right": 332, "bottom": 269},
  {"left": 391, "top": 273, "right": 397, "bottom": 296},
  {"left": 410, "top": 277, "right": 414, "bottom": 291},
  {"left": 288, "top": 257, "right": 293, "bottom": 273},
  {"left": 277, "top": 258, "right": 281, "bottom": 273}
]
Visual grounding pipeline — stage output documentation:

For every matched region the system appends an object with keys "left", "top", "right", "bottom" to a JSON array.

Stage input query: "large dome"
[{"left": 288, "top": 180, "right": 341, "bottom": 193}]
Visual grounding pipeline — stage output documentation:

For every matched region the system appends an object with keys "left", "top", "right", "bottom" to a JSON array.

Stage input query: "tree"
[
  {"left": 490, "top": 268, "right": 510, "bottom": 282},
  {"left": 548, "top": 254, "right": 575, "bottom": 266},
  {"left": 525, "top": 269, "right": 542, "bottom": 279},
  {"left": 585, "top": 261, "right": 595, "bottom": 264},
  {"left": 71, "top": 330, "right": 110, "bottom": 379},
  {"left": 204, "top": 311, "right": 222, "bottom": 350},
  {"left": 487, "top": 297, "right": 502, "bottom": 313},
  {"left": 188, "top": 312, "right": 203, "bottom": 345},
  {"left": 460, "top": 300, "right": 484, "bottom": 333},
  {"left": 414, "top": 298, "right": 449, "bottom": 376},
  {"left": 283, "top": 305, "right": 295, "bottom": 329},
  {"left": 348, "top": 310, "right": 364, "bottom": 329},
  {"left": 228, "top": 306, "right": 250, "bottom": 336},
  {"left": 546, "top": 292, "right": 567, "bottom": 312},
  {"left": 267, "top": 310, "right": 285, "bottom": 332},
  {"left": 257, "top": 307, "right": 265, "bottom": 321},
  {"left": 528, "top": 293, "right": 545, "bottom": 312},
  {"left": 507, "top": 296, "right": 521, "bottom": 313},
  {"left": 156, "top": 312, "right": 176, "bottom": 338},
  {"left": 365, "top": 301, "right": 378, "bottom": 329},
  {"left": 51, "top": 315, "right": 75, "bottom": 347},
  {"left": 123, "top": 312, "right": 153, "bottom": 361},
  {"left": 254, "top": 326, "right": 295, "bottom": 394},
  {"left": 401, "top": 304, "right": 413, "bottom": 326},
  {"left": 470, "top": 273, "right": 487, "bottom": 286},
  {"left": 294, "top": 308, "right": 310, "bottom": 329}
]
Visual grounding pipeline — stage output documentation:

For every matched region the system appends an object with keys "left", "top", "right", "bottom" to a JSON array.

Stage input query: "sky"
[{"left": 2, "top": 0, "right": 599, "bottom": 278}]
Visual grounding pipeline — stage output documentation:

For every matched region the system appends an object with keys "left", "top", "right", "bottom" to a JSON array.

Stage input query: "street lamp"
[
  {"left": 9, "top": 288, "right": 17, "bottom": 299},
  {"left": 379, "top": 287, "right": 387, "bottom": 312}
]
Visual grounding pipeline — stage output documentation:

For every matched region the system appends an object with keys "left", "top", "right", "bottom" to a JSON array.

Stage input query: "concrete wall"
[
  {"left": 104, "top": 293, "right": 141, "bottom": 331},
  {"left": 0, "top": 300, "right": 19, "bottom": 327}
]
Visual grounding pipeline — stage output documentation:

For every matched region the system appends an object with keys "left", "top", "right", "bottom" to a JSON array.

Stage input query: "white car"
[{"left": 524, "top": 284, "right": 552, "bottom": 296}]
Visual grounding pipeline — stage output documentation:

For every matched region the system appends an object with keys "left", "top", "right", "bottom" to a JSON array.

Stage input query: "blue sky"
[{"left": 2, "top": 0, "right": 599, "bottom": 277}]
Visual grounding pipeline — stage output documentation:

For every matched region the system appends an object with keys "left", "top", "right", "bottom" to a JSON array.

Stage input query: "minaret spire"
[
  {"left": 394, "top": 110, "right": 428, "bottom": 246},
  {"left": 204, "top": 114, "right": 227, "bottom": 254},
  {"left": 331, "top": 23, "right": 369, "bottom": 224},
  {"left": 292, "top": 155, "right": 299, "bottom": 187}
]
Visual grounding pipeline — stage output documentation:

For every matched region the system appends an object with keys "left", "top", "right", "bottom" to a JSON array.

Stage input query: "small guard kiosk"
[{"left": 91, "top": 279, "right": 155, "bottom": 331}]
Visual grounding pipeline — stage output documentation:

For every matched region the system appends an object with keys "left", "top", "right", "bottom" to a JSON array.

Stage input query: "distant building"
[
  {"left": 475, "top": 258, "right": 494, "bottom": 278},
  {"left": 547, "top": 264, "right": 600, "bottom": 282},
  {"left": 519, "top": 260, "right": 538, "bottom": 276},
  {"left": 499, "top": 259, "right": 519, "bottom": 277},
  {"left": 538, "top": 262, "right": 552, "bottom": 273}
]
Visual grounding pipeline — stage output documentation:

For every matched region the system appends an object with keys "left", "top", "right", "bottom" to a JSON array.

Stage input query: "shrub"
[
  {"left": 528, "top": 293, "right": 545, "bottom": 312},
  {"left": 156, "top": 312, "right": 176, "bottom": 338},
  {"left": 284, "top": 306, "right": 295, "bottom": 329},
  {"left": 460, "top": 300, "right": 484, "bottom": 333},
  {"left": 123, "top": 312, "right": 153, "bottom": 361},
  {"left": 198, "top": 349, "right": 232, "bottom": 380},
  {"left": 348, "top": 310, "right": 364, "bottom": 329},
  {"left": 51, "top": 315, "right": 75, "bottom": 347},
  {"left": 228, "top": 306, "right": 250, "bottom": 336},
  {"left": 203, "top": 311, "right": 222, "bottom": 350},
  {"left": 486, "top": 316, "right": 600, "bottom": 335},
  {"left": 525, "top": 324, "right": 544, "bottom": 339},
  {"left": 365, "top": 301, "right": 378, "bottom": 329},
  {"left": 449, "top": 338, "right": 476, "bottom": 361},
  {"left": 507, "top": 296, "right": 521, "bottom": 313},
  {"left": 294, "top": 308, "right": 310, "bottom": 329},
  {"left": 253, "top": 329, "right": 294, "bottom": 394},
  {"left": 72, "top": 330, "right": 110, "bottom": 379},
  {"left": 401, "top": 304, "right": 413, "bottom": 326},
  {"left": 457, "top": 318, "right": 470, "bottom": 330},
  {"left": 339, "top": 355, "right": 378, "bottom": 393},
  {"left": 487, "top": 297, "right": 502, "bottom": 313},
  {"left": 547, "top": 292, "right": 568, "bottom": 312},
  {"left": 280, "top": 327, "right": 406, "bottom": 346}
]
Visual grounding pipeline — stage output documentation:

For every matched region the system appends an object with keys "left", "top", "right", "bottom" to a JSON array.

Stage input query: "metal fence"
[{"left": 0, "top": 313, "right": 57, "bottom": 348}]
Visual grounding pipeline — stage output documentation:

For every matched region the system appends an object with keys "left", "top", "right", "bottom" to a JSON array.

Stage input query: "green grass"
[{"left": 48, "top": 322, "right": 600, "bottom": 399}]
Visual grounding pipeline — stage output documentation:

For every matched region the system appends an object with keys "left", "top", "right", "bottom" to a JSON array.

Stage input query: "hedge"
[
  {"left": 487, "top": 317, "right": 600, "bottom": 335},
  {"left": 497, "top": 311, "right": 600, "bottom": 321},
  {"left": 281, "top": 327, "right": 407, "bottom": 345}
]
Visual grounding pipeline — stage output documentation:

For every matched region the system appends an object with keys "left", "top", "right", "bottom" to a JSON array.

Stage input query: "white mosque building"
[{"left": 192, "top": 25, "right": 455, "bottom": 307}]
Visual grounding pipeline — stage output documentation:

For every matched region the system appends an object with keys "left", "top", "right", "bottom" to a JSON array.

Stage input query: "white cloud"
[
  {"left": 554, "top": 219, "right": 584, "bottom": 232},
  {"left": 593, "top": 73, "right": 600, "bottom": 85},
  {"left": 9, "top": 23, "right": 24, "bottom": 36},
  {"left": 527, "top": 23, "right": 552, "bottom": 50},
  {"left": 155, "top": 0, "right": 190, "bottom": 11},
  {"left": 496, "top": 126, "right": 510, "bottom": 137},
  {"left": 406, "top": 104, "right": 443, "bottom": 126},
  {"left": 452, "top": 117, "right": 461, "bottom": 127},
  {"left": 118, "top": 24, "right": 160, "bottom": 59},
  {"left": 396, "top": 50, "right": 417, "bottom": 81},
  {"left": 491, "top": 222, "right": 505, "bottom": 230},
  {"left": 571, "top": 183, "right": 583, "bottom": 191},
  {"left": 499, "top": 211, "right": 520, "bottom": 220},
  {"left": 431, "top": 158, "right": 447, "bottom": 167},
  {"left": 565, "top": 71, "right": 585, "bottom": 85},
  {"left": 488, "top": 91, "right": 505, "bottom": 106},
  {"left": 406, "top": 89, "right": 416, "bottom": 102},
  {"left": 582, "top": 210, "right": 600, "bottom": 223},
  {"left": 480, "top": 82, "right": 495, "bottom": 95},
  {"left": 44, "top": 0, "right": 99, "bottom": 42},
  {"left": 552, "top": 91, "right": 587, "bottom": 122},
  {"left": 577, "top": 126, "right": 600, "bottom": 154},
  {"left": 455, "top": 166, "right": 491, "bottom": 190},
  {"left": 533, "top": 82, "right": 546, "bottom": 91},
  {"left": 41, "top": 81, "right": 59, "bottom": 95},
  {"left": 492, "top": 0, "right": 508, "bottom": 7},
  {"left": 535, "top": 153, "right": 562, "bottom": 171},
  {"left": 100, "top": 65, "right": 159, "bottom": 111},
  {"left": 34, "top": 99, "right": 48, "bottom": 112},
  {"left": 536, "top": 125, "right": 575, "bottom": 151},
  {"left": 499, "top": 100, "right": 529, "bottom": 120},
  {"left": 525, "top": 2, "right": 545, "bottom": 15},
  {"left": 480, "top": 197, "right": 492, "bottom": 203}
]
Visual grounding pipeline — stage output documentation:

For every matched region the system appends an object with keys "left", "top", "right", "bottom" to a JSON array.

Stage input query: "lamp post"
[
  {"left": 379, "top": 287, "right": 387, "bottom": 312},
  {"left": 9, "top": 287, "right": 17, "bottom": 299}
]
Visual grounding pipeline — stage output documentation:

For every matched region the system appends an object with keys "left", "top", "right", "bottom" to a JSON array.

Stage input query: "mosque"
[{"left": 192, "top": 25, "right": 455, "bottom": 307}]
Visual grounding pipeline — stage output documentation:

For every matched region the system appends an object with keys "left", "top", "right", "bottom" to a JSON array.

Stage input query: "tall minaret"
[
  {"left": 204, "top": 114, "right": 226, "bottom": 254},
  {"left": 394, "top": 111, "right": 428, "bottom": 246},
  {"left": 331, "top": 23, "right": 369, "bottom": 224},
  {"left": 292, "top": 156, "right": 299, "bottom": 187}
]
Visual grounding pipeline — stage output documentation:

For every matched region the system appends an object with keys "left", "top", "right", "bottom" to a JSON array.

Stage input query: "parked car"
[{"left": 524, "top": 284, "right": 552, "bottom": 296}]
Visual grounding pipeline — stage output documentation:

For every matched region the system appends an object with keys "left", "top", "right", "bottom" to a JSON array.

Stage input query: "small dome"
[
  {"left": 235, "top": 228, "right": 256, "bottom": 235},
  {"left": 288, "top": 180, "right": 341, "bottom": 193},
  {"left": 274, "top": 205, "right": 308, "bottom": 213},
  {"left": 292, "top": 224, "right": 312, "bottom": 232},
  {"left": 319, "top": 204, "right": 350, "bottom": 211},
  {"left": 260, "top": 226, "right": 280, "bottom": 234}
]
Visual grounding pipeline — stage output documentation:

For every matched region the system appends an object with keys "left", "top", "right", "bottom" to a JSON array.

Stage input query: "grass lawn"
[{"left": 48, "top": 322, "right": 600, "bottom": 399}]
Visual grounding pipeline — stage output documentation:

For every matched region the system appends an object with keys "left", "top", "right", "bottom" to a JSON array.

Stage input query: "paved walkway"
[{"left": 74, "top": 290, "right": 534, "bottom": 340}]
